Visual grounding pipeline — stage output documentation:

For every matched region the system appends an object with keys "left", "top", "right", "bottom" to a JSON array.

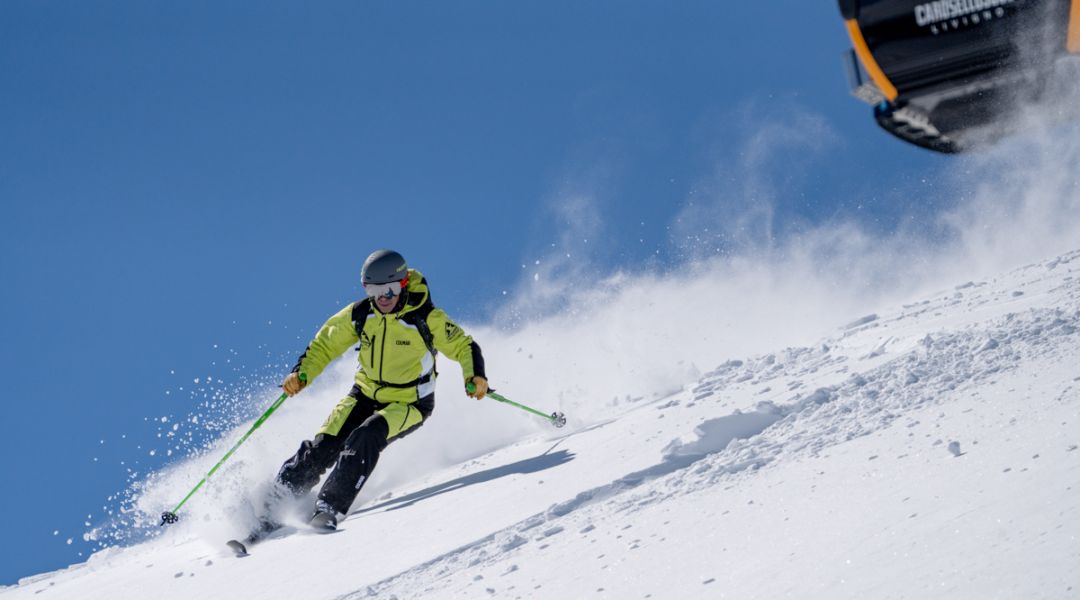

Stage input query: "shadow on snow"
[{"left": 351, "top": 447, "right": 576, "bottom": 516}]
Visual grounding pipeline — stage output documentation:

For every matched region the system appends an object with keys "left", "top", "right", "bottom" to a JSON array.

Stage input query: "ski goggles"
[{"left": 364, "top": 278, "right": 407, "bottom": 300}]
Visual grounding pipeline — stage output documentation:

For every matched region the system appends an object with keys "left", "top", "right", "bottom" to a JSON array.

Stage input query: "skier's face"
[
  {"left": 365, "top": 278, "right": 406, "bottom": 314},
  {"left": 374, "top": 294, "right": 398, "bottom": 313}
]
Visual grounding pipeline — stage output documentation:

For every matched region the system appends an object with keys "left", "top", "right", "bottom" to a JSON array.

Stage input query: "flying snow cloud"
[{"left": 467, "top": 92, "right": 1080, "bottom": 450}]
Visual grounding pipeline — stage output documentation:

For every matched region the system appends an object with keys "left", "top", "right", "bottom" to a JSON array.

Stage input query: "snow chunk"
[
  {"left": 498, "top": 533, "right": 528, "bottom": 552},
  {"left": 844, "top": 314, "right": 878, "bottom": 330},
  {"left": 799, "top": 388, "right": 834, "bottom": 408},
  {"left": 977, "top": 338, "right": 1000, "bottom": 353},
  {"left": 948, "top": 441, "right": 964, "bottom": 457},
  {"left": 663, "top": 409, "right": 783, "bottom": 460}
]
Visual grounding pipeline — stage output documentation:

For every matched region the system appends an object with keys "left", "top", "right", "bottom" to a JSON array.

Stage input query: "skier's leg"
[
  {"left": 276, "top": 391, "right": 377, "bottom": 496},
  {"left": 317, "top": 394, "right": 434, "bottom": 515},
  {"left": 240, "top": 390, "right": 375, "bottom": 539},
  {"left": 275, "top": 436, "right": 345, "bottom": 495}
]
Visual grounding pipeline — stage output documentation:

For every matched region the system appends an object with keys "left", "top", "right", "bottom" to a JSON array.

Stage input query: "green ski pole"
[
  {"left": 468, "top": 383, "right": 566, "bottom": 428},
  {"left": 160, "top": 374, "right": 304, "bottom": 526}
]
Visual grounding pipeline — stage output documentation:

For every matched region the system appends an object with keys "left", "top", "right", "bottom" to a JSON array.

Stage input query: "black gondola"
[{"left": 838, "top": 0, "right": 1080, "bottom": 152}]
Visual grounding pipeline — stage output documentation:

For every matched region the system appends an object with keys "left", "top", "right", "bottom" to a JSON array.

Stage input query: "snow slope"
[{"left": 4, "top": 248, "right": 1079, "bottom": 599}]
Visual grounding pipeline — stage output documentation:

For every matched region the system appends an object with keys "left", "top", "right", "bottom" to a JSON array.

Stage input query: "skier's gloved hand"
[
  {"left": 467, "top": 376, "right": 489, "bottom": 400},
  {"left": 282, "top": 372, "right": 307, "bottom": 396}
]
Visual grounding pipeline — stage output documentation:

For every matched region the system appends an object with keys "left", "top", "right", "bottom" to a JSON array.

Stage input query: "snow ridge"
[{"left": 353, "top": 263, "right": 1080, "bottom": 599}]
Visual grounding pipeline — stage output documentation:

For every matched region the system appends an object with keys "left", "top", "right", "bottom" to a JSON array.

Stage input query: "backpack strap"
[
  {"left": 402, "top": 296, "right": 437, "bottom": 359},
  {"left": 351, "top": 298, "right": 372, "bottom": 341}
]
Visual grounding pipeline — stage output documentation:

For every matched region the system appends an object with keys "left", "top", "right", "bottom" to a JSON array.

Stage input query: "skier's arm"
[
  {"left": 427, "top": 309, "right": 486, "bottom": 389},
  {"left": 291, "top": 305, "right": 361, "bottom": 384}
]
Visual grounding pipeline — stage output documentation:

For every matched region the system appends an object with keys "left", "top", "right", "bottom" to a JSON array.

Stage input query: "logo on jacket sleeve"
[{"left": 445, "top": 322, "right": 462, "bottom": 341}]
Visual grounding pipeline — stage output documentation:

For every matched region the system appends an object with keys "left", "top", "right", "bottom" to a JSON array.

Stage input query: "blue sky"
[{"left": 0, "top": 1, "right": 964, "bottom": 585}]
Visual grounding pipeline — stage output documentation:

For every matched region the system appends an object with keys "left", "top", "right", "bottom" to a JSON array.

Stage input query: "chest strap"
[{"left": 371, "top": 372, "right": 434, "bottom": 389}]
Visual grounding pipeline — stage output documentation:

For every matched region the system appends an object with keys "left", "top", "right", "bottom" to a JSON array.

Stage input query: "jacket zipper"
[
  {"left": 378, "top": 317, "right": 388, "bottom": 381},
  {"left": 369, "top": 333, "right": 378, "bottom": 401},
  {"left": 369, "top": 333, "right": 377, "bottom": 368},
  {"left": 374, "top": 317, "right": 388, "bottom": 401}
]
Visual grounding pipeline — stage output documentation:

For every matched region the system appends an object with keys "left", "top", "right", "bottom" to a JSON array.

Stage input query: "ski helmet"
[{"left": 362, "top": 249, "right": 409, "bottom": 285}]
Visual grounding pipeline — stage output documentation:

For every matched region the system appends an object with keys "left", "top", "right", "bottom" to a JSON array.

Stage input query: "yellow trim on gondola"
[
  {"left": 1068, "top": 0, "right": 1080, "bottom": 53},
  {"left": 845, "top": 18, "right": 899, "bottom": 101}
]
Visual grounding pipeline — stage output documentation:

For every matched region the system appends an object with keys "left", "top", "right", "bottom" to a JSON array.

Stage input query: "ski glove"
[
  {"left": 468, "top": 376, "right": 489, "bottom": 400},
  {"left": 282, "top": 372, "right": 307, "bottom": 396}
]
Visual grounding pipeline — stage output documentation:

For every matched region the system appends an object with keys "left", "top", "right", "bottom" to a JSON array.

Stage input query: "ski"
[
  {"left": 225, "top": 530, "right": 276, "bottom": 556},
  {"left": 224, "top": 517, "right": 342, "bottom": 556},
  {"left": 225, "top": 518, "right": 282, "bottom": 556},
  {"left": 226, "top": 539, "right": 250, "bottom": 557}
]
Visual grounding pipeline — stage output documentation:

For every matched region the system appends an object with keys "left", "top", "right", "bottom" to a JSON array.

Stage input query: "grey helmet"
[{"left": 362, "top": 249, "right": 409, "bottom": 285}]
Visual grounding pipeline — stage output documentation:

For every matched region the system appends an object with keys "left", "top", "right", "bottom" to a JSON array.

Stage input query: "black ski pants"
[{"left": 276, "top": 385, "right": 434, "bottom": 515}]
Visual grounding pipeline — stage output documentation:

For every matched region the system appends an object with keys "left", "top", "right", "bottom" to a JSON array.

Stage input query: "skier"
[{"left": 263, "top": 249, "right": 488, "bottom": 534}]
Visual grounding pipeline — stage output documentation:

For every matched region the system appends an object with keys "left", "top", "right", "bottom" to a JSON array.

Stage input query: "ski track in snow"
[
  {"left": 4, "top": 249, "right": 1080, "bottom": 599},
  {"left": 352, "top": 250, "right": 1080, "bottom": 599}
]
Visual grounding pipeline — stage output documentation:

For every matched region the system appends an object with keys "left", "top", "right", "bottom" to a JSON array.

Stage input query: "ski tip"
[{"left": 226, "top": 539, "right": 249, "bottom": 557}]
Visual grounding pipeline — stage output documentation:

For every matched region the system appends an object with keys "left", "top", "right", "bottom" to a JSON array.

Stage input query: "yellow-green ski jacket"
[{"left": 292, "top": 269, "right": 485, "bottom": 403}]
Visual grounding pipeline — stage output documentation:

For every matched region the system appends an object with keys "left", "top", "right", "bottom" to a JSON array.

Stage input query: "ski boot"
[{"left": 309, "top": 499, "right": 339, "bottom": 532}]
